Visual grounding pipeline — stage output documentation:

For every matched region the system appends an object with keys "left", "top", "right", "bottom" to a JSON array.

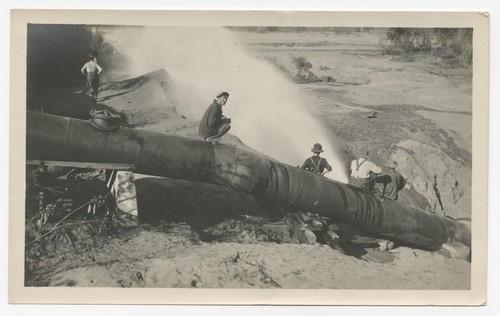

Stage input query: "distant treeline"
[
  {"left": 227, "top": 26, "right": 373, "bottom": 33},
  {"left": 230, "top": 26, "right": 473, "bottom": 69},
  {"left": 381, "top": 28, "right": 473, "bottom": 68},
  {"left": 27, "top": 24, "right": 127, "bottom": 90}
]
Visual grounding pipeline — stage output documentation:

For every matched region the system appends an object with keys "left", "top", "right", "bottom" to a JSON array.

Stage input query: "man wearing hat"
[
  {"left": 379, "top": 158, "right": 410, "bottom": 200},
  {"left": 301, "top": 143, "right": 332, "bottom": 176},
  {"left": 348, "top": 149, "right": 382, "bottom": 191},
  {"left": 199, "top": 91, "right": 231, "bottom": 144},
  {"left": 81, "top": 54, "right": 103, "bottom": 102}
]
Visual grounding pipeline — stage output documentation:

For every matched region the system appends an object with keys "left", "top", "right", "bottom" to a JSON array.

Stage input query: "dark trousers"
[
  {"left": 206, "top": 121, "right": 231, "bottom": 143},
  {"left": 86, "top": 72, "right": 99, "bottom": 99},
  {"left": 348, "top": 177, "right": 369, "bottom": 189},
  {"left": 349, "top": 175, "right": 377, "bottom": 192}
]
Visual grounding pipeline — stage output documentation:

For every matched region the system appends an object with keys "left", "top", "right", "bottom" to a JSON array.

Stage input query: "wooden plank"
[
  {"left": 285, "top": 213, "right": 317, "bottom": 245},
  {"left": 323, "top": 230, "right": 341, "bottom": 250},
  {"left": 26, "top": 160, "right": 135, "bottom": 171}
]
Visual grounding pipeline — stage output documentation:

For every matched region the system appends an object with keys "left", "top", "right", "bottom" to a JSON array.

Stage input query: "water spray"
[{"left": 106, "top": 26, "right": 348, "bottom": 182}]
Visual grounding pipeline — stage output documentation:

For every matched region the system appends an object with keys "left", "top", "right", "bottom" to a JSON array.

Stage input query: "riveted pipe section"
[{"left": 26, "top": 112, "right": 471, "bottom": 250}]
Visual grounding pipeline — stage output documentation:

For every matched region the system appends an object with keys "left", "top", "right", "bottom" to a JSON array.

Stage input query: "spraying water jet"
[{"left": 105, "top": 26, "right": 348, "bottom": 182}]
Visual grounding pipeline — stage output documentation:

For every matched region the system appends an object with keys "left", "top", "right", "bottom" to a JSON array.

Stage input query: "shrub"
[
  {"left": 383, "top": 28, "right": 432, "bottom": 54},
  {"left": 292, "top": 56, "right": 313, "bottom": 70},
  {"left": 291, "top": 56, "right": 319, "bottom": 84},
  {"left": 450, "top": 29, "right": 473, "bottom": 68},
  {"left": 381, "top": 28, "right": 472, "bottom": 68}
]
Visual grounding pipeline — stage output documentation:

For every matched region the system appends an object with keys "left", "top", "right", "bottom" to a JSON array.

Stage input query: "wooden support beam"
[
  {"left": 323, "top": 230, "right": 341, "bottom": 251},
  {"left": 285, "top": 213, "right": 317, "bottom": 244}
]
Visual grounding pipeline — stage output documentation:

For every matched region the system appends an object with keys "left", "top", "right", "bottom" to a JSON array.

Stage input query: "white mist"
[{"left": 107, "top": 26, "right": 348, "bottom": 183}]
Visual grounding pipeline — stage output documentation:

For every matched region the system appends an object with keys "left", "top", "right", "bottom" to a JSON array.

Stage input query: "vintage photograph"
[{"left": 10, "top": 10, "right": 488, "bottom": 305}]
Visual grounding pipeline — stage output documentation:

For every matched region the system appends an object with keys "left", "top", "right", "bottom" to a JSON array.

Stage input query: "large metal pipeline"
[{"left": 26, "top": 111, "right": 471, "bottom": 250}]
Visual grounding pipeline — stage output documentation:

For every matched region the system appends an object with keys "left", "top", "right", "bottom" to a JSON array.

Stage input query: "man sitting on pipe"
[
  {"left": 199, "top": 91, "right": 231, "bottom": 145},
  {"left": 376, "top": 158, "right": 412, "bottom": 201},
  {"left": 348, "top": 149, "right": 382, "bottom": 192}
]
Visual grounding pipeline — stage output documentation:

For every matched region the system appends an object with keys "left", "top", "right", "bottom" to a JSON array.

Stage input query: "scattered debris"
[
  {"left": 378, "top": 240, "right": 397, "bottom": 252},
  {"left": 322, "top": 230, "right": 342, "bottom": 251},
  {"left": 285, "top": 212, "right": 342, "bottom": 251},
  {"left": 440, "top": 242, "right": 471, "bottom": 261}
]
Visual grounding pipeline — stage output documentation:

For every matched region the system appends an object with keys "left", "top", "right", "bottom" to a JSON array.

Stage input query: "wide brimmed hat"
[
  {"left": 216, "top": 91, "right": 229, "bottom": 98},
  {"left": 385, "top": 159, "right": 398, "bottom": 168},
  {"left": 311, "top": 143, "right": 324, "bottom": 153}
]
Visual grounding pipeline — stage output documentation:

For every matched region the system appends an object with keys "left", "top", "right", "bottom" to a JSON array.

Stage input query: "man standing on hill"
[
  {"left": 349, "top": 149, "right": 382, "bottom": 192},
  {"left": 199, "top": 91, "right": 231, "bottom": 145},
  {"left": 81, "top": 54, "right": 103, "bottom": 102},
  {"left": 301, "top": 143, "right": 332, "bottom": 176}
]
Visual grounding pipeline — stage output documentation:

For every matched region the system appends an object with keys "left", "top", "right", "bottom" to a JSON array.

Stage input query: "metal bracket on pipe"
[{"left": 89, "top": 110, "right": 121, "bottom": 132}]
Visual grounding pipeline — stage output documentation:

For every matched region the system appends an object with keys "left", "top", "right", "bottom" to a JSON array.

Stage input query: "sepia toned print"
[{"left": 10, "top": 10, "right": 488, "bottom": 305}]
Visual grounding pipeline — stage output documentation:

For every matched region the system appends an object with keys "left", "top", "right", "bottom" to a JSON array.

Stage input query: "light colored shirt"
[{"left": 350, "top": 158, "right": 381, "bottom": 178}]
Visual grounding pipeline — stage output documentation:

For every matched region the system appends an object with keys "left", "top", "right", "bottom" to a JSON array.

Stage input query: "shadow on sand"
[{"left": 27, "top": 87, "right": 125, "bottom": 122}]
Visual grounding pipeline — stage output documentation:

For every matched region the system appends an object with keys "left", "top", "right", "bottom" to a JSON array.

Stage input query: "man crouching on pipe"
[{"left": 199, "top": 91, "right": 231, "bottom": 145}]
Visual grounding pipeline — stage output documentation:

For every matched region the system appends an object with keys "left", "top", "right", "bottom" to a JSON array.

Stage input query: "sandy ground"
[
  {"left": 27, "top": 222, "right": 469, "bottom": 289},
  {"left": 25, "top": 29, "right": 472, "bottom": 289}
]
